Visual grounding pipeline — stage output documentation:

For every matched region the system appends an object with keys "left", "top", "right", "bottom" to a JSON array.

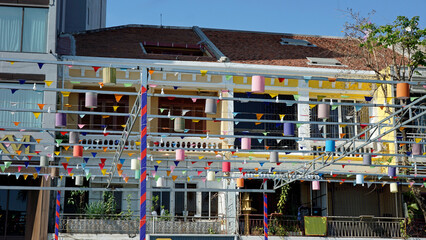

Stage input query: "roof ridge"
[
  {"left": 62, "top": 24, "right": 194, "bottom": 36},
  {"left": 63, "top": 24, "right": 346, "bottom": 39},
  {"left": 200, "top": 27, "right": 346, "bottom": 39}
]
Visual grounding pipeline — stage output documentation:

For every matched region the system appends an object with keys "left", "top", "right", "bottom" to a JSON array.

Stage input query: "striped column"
[
  {"left": 55, "top": 191, "right": 61, "bottom": 240},
  {"left": 263, "top": 193, "right": 268, "bottom": 240},
  {"left": 140, "top": 85, "right": 148, "bottom": 240}
]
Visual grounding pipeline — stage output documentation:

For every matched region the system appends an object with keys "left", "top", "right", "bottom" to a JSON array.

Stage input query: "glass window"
[
  {"left": 22, "top": 7, "right": 48, "bottom": 53},
  {"left": 202, "top": 192, "right": 218, "bottom": 217},
  {"left": 0, "top": 86, "right": 43, "bottom": 128},
  {"left": 0, "top": 6, "right": 47, "bottom": 53},
  {"left": 234, "top": 93, "right": 297, "bottom": 150},
  {"left": 174, "top": 183, "right": 197, "bottom": 217},
  {"left": 152, "top": 191, "right": 170, "bottom": 215}
]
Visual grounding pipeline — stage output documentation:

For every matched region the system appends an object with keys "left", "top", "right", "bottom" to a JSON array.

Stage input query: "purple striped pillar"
[
  {"left": 263, "top": 193, "right": 269, "bottom": 240},
  {"left": 140, "top": 86, "right": 148, "bottom": 240},
  {"left": 55, "top": 191, "right": 61, "bottom": 240}
]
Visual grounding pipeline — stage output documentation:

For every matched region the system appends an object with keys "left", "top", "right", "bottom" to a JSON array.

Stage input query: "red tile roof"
[
  {"left": 202, "top": 29, "right": 369, "bottom": 70},
  {"left": 60, "top": 25, "right": 395, "bottom": 70},
  {"left": 67, "top": 25, "right": 215, "bottom": 62}
]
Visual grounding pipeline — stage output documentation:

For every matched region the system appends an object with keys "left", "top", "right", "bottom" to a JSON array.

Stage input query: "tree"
[{"left": 344, "top": 11, "right": 426, "bottom": 223}]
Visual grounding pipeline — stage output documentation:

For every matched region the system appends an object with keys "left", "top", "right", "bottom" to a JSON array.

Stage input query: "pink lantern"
[
  {"left": 222, "top": 162, "right": 231, "bottom": 172},
  {"left": 73, "top": 145, "right": 83, "bottom": 158},
  {"left": 241, "top": 138, "right": 251, "bottom": 150},
  {"left": 176, "top": 149, "right": 185, "bottom": 161},
  {"left": 251, "top": 75, "right": 265, "bottom": 93},
  {"left": 312, "top": 181, "right": 320, "bottom": 190}
]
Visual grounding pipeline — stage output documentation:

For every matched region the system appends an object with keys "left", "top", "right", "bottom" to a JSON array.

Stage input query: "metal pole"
[
  {"left": 55, "top": 191, "right": 61, "bottom": 240},
  {"left": 140, "top": 69, "right": 148, "bottom": 240}
]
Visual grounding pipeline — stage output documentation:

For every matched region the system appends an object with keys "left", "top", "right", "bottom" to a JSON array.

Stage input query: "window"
[
  {"left": 310, "top": 100, "right": 369, "bottom": 139},
  {"left": 0, "top": 85, "right": 43, "bottom": 128},
  {"left": 280, "top": 38, "right": 316, "bottom": 47},
  {"left": 158, "top": 97, "right": 206, "bottom": 134},
  {"left": 141, "top": 41, "right": 206, "bottom": 56},
  {"left": 152, "top": 190, "right": 170, "bottom": 215},
  {"left": 175, "top": 183, "right": 196, "bottom": 216},
  {"left": 78, "top": 93, "right": 129, "bottom": 131},
  {"left": 0, "top": 6, "right": 48, "bottom": 53},
  {"left": 307, "top": 57, "right": 346, "bottom": 67},
  {"left": 201, "top": 192, "right": 218, "bottom": 217},
  {"left": 234, "top": 93, "right": 297, "bottom": 150}
]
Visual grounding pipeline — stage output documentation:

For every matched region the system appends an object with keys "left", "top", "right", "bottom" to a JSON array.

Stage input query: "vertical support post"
[
  {"left": 140, "top": 68, "right": 148, "bottom": 240},
  {"left": 55, "top": 191, "right": 61, "bottom": 240},
  {"left": 263, "top": 192, "right": 268, "bottom": 240}
]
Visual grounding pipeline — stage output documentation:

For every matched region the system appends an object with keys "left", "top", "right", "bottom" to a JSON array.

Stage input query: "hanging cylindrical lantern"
[
  {"left": 40, "top": 156, "right": 48, "bottom": 167},
  {"left": 396, "top": 83, "right": 409, "bottom": 100},
  {"left": 69, "top": 132, "right": 79, "bottom": 144},
  {"left": 156, "top": 177, "right": 164, "bottom": 187},
  {"left": 174, "top": 117, "right": 185, "bottom": 132},
  {"left": 325, "top": 140, "right": 335, "bottom": 152},
  {"left": 388, "top": 167, "right": 396, "bottom": 177},
  {"left": 241, "top": 138, "right": 251, "bottom": 150},
  {"left": 131, "top": 158, "right": 139, "bottom": 170},
  {"left": 251, "top": 75, "right": 265, "bottom": 93},
  {"left": 135, "top": 170, "right": 141, "bottom": 179},
  {"left": 356, "top": 174, "right": 364, "bottom": 185},
  {"left": 205, "top": 99, "right": 217, "bottom": 114},
  {"left": 283, "top": 122, "right": 295, "bottom": 136},
  {"left": 75, "top": 176, "right": 83, "bottom": 186},
  {"left": 270, "top": 152, "right": 279, "bottom": 163},
  {"left": 207, "top": 171, "right": 215, "bottom": 181},
  {"left": 412, "top": 144, "right": 423, "bottom": 156},
  {"left": 222, "top": 162, "right": 231, "bottom": 173},
  {"left": 318, "top": 104, "right": 330, "bottom": 119},
  {"left": 73, "top": 145, "right": 83, "bottom": 157},
  {"left": 390, "top": 182, "right": 398, "bottom": 193},
  {"left": 312, "top": 181, "right": 320, "bottom": 190},
  {"left": 103, "top": 67, "right": 116, "bottom": 84},
  {"left": 85, "top": 92, "right": 98, "bottom": 108},
  {"left": 176, "top": 149, "right": 185, "bottom": 161},
  {"left": 55, "top": 113, "right": 67, "bottom": 127},
  {"left": 363, "top": 154, "right": 372, "bottom": 166},
  {"left": 50, "top": 167, "right": 59, "bottom": 178},
  {"left": 236, "top": 178, "right": 244, "bottom": 188}
]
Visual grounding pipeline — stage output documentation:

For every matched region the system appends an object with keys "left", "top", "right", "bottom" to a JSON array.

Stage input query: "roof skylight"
[
  {"left": 306, "top": 57, "right": 347, "bottom": 67},
  {"left": 280, "top": 38, "right": 316, "bottom": 47}
]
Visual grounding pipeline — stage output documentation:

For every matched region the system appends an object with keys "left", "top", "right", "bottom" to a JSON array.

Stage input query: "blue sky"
[{"left": 107, "top": 0, "right": 425, "bottom": 36}]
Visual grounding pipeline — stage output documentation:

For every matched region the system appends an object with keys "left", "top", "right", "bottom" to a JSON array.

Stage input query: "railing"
[
  {"left": 312, "top": 142, "right": 374, "bottom": 157},
  {"left": 80, "top": 135, "right": 140, "bottom": 151},
  {"left": 60, "top": 214, "right": 225, "bottom": 235},
  {"left": 327, "top": 216, "right": 403, "bottom": 238},
  {"left": 238, "top": 214, "right": 301, "bottom": 236},
  {"left": 149, "top": 137, "right": 223, "bottom": 152},
  {"left": 239, "top": 214, "right": 404, "bottom": 238},
  {"left": 406, "top": 220, "right": 426, "bottom": 237}
]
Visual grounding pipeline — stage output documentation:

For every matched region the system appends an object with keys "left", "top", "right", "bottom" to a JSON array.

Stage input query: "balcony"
[
  {"left": 149, "top": 136, "right": 223, "bottom": 152},
  {"left": 60, "top": 215, "right": 225, "bottom": 235},
  {"left": 80, "top": 134, "right": 140, "bottom": 151}
]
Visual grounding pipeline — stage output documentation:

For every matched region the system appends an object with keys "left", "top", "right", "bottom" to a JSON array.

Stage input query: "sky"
[{"left": 106, "top": 0, "right": 426, "bottom": 37}]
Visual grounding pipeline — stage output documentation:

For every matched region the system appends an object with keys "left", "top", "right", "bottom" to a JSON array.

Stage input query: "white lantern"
[
  {"left": 131, "top": 158, "right": 139, "bottom": 170},
  {"left": 207, "top": 171, "right": 215, "bottom": 181},
  {"left": 356, "top": 174, "right": 364, "bottom": 185},
  {"left": 156, "top": 177, "right": 164, "bottom": 187},
  {"left": 390, "top": 183, "right": 398, "bottom": 193},
  {"left": 75, "top": 176, "right": 83, "bottom": 186}
]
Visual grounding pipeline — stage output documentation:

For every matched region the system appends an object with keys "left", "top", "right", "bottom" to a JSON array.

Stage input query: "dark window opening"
[
  {"left": 78, "top": 93, "right": 129, "bottom": 132},
  {"left": 158, "top": 97, "right": 206, "bottom": 134},
  {"left": 234, "top": 93, "right": 297, "bottom": 150},
  {"left": 142, "top": 42, "right": 206, "bottom": 56},
  {"left": 152, "top": 190, "right": 170, "bottom": 215}
]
